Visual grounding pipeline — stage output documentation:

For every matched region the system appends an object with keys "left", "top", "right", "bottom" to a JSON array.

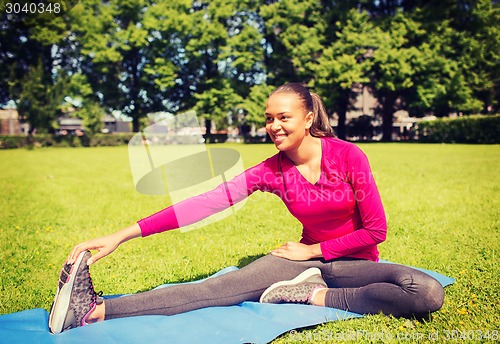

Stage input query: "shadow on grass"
[{"left": 237, "top": 254, "right": 266, "bottom": 268}]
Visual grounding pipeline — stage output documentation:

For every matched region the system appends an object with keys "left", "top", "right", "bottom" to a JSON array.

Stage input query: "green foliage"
[
  {"left": 239, "top": 84, "right": 275, "bottom": 127},
  {"left": 370, "top": 12, "right": 422, "bottom": 92},
  {"left": 194, "top": 79, "right": 243, "bottom": 130},
  {"left": 314, "top": 9, "right": 373, "bottom": 91},
  {"left": 407, "top": 19, "right": 485, "bottom": 117},
  {"left": 312, "top": 9, "right": 375, "bottom": 138},
  {"left": 221, "top": 23, "right": 265, "bottom": 82},
  {"left": 88, "top": 133, "right": 135, "bottom": 147},
  {"left": 77, "top": 102, "right": 105, "bottom": 137},
  {"left": 16, "top": 63, "right": 63, "bottom": 134},
  {"left": 1, "top": 0, "right": 498, "bottom": 139},
  {"left": 0, "top": 135, "right": 27, "bottom": 149},
  {"left": 418, "top": 115, "right": 500, "bottom": 144}
]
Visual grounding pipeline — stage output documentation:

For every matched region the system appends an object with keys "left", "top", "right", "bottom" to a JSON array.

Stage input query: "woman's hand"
[
  {"left": 68, "top": 233, "right": 121, "bottom": 265},
  {"left": 67, "top": 223, "right": 142, "bottom": 265},
  {"left": 270, "top": 242, "right": 323, "bottom": 261}
]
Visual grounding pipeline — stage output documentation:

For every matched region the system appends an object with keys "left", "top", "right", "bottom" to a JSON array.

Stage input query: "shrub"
[
  {"left": 417, "top": 114, "right": 500, "bottom": 144},
  {"left": 0, "top": 135, "right": 26, "bottom": 149},
  {"left": 89, "top": 133, "right": 135, "bottom": 147},
  {"left": 0, "top": 133, "right": 136, "bottom": 149}
]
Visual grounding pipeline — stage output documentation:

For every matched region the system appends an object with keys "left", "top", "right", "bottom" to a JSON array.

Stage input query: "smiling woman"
[
  {"left": 265, "top": 84, "right": 335, "bottom": 184},
  {"left": 265, "top": 83, "right": 335, "bottom": 145},
  {"left": 48, "top": 83, "right": 445, "bottom": 334}
]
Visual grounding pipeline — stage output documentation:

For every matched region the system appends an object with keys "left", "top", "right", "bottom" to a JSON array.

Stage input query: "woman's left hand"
[{"left": 270, "top": 242, "right": 322, "bottom": 261}]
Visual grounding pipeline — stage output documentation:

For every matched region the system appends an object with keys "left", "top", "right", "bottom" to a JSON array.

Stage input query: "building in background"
[
  {"left": 0, "top": 109, "right": 27, "bottom": 135},
  {"left": 57, "top": 115, "right": 131, "bottom": 135}
]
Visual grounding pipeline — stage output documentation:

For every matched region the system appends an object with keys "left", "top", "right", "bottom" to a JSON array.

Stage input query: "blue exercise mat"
[{"left": 0, "top": 262, "right": 455, "bottom": 344}]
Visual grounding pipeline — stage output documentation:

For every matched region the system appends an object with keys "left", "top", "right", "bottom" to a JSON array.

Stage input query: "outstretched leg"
[{"left": 104, "top": 254, "right": 313, "bottom": 319}]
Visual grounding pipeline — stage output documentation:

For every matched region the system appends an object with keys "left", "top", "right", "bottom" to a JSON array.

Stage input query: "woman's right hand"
[
  {"left": 68, "top": 233, "right": 121, "bottom": 265},
  {"left": 67, "top": 223, "right": 142, "bottom": 265}
]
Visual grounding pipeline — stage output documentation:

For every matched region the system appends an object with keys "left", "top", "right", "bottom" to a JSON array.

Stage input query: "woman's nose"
[{"left": 271, "top": 120, "right": 281, "bottom": 131}]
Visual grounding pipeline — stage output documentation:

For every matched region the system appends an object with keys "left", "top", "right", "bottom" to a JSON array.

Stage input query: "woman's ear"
[{"left": 305, "top": 111, "right": 314, "bottom": 129}]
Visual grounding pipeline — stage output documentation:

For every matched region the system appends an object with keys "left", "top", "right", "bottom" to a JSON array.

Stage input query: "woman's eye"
[{"left": 265, "top": 116, "right": 273, "bottom": 123}]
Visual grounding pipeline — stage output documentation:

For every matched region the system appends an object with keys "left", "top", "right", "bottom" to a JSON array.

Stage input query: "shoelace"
[
  {"left": 87, "top": 272, "right": 97, "bottom": 303},
  {"left": 96, "top": 291, "right": 104, "bottom": 304},
  {"left": 86, "top": 272, "right": 105, "bottom": 305}
]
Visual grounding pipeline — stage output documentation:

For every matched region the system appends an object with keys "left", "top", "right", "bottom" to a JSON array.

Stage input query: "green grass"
[{"left": 1, "top": 143, "right": 499, "bottom": 342}]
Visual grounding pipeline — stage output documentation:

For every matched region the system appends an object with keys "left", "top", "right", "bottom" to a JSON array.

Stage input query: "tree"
[
  {"left": 405, "top": 32, "right": 483, "bottom": 117},
  {"left": 313, "top": 9, "right": 375, "bottom": 140},
  {"left": 77, "top": 102, "right": 105, "bottom": 136},
  {"left": 16, "top": 62, "right": 63, "bottom": 135},
  {"left": 186, "top": 0, "right": 268, "bottom": 133},
  {"left": 194, "top": 79, "right": 243, "bottom": 139},
  {"left": 347, "top": 114, "right": 374, "bottom": 140},
  {"left": 3, "top": 0, "right": 496, "bottom": 138},
  {"left": 1, "top": 3, "right": 76, "bottom": 123},
  {"left": 239, "top": 83, "right": 274, "bottom": 127},
  {"left": 367, "top": 11, "right": 425, "bottom": 141},
  {"left": 426, "top": 0, "right": 499, "bottom": 113},
  {"left": 219, "top": 3, "right": 266, "bottom": 97},
  {"left": 68, "top": 0, "right": 183, "bottom": 132},
  {"left": 64, "top": 73, "right": 104, "bottom": 136},
  {"left": 397, "top": 0, "right": 497, "bottom": 116},
  {"left": 259, "top": 0, "right": 299, "bottom": 85},
  {"left": 0, "top": 4, "right": 57, "bottom": 105}
]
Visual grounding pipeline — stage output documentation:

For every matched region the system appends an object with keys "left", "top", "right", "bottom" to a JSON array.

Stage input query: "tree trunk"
[
  {"left": 132, "top": 117, "right": 140, "bottom": 133},
  {"left": 381, "top": 92, "right": 396, "bottom": 142},
  {"left": 205, "top": 118, "right": 212, "bottom": 143},
  {"left": 336, "top": 106, "right": 347, "bottom": 140},
  {"left": 130, "top": 47, "right": 142, "bottom": 133},
  {"left": 335, "top": 89, "right": 350, "bottom": 140}
]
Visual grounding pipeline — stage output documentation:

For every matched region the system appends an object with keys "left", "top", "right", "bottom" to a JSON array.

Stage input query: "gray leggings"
[{"left": 104, "top": 255, "right": 444, "bottom": 320}]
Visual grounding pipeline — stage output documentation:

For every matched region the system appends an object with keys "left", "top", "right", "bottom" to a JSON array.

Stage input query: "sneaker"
[
  {"left": 49, "top": 250, "right": 100, "bottom": 334},
  {"left": 259, "top": 267, "right": 327, "bottom": 304}
]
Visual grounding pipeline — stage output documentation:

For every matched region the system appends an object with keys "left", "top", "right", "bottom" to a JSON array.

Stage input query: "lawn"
[{"left": 0, "top": 143, "right": 498, "bottom": 342}]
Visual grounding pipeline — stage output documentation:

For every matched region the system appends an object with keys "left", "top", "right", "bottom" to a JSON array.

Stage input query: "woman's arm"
[
  {"left": 138, "top": 163, "right": 264, "bottom": 237},
  {"left": 67, "top": 223, "right": 142, "bottom": 265},
  {"left": 271, "top": 144, "right": 386, "bottom": 262},
  {"left": 68, "top": 162, "right": 268, "bottom": 265},
  {"left": 319, "top": 144, "right": 387, "bottom": 260}
]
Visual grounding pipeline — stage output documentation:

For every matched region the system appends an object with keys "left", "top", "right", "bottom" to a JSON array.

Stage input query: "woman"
[{"left": 49, "top": 83, "right": 445, "bottom": 334}]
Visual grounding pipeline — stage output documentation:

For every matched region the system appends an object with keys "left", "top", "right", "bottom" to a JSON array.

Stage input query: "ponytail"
[
  {"left": 310, "top": 92, "right": 336, "bottom": 138},
  {"left": 270, "top": 83, "right": 336, "bottom": 138}
]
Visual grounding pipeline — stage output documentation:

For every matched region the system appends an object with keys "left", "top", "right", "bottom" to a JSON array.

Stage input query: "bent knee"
[
  {"left": 424, "top": 277, "right": 445, "bottom": 312},
  {"left": 414, "top": 277, "right": 445, "bottom": 316}
]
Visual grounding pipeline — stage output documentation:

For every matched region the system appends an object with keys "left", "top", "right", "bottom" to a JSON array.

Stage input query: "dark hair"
[{"left": 270, "top": 83, "right": 336, "bottom": 138}]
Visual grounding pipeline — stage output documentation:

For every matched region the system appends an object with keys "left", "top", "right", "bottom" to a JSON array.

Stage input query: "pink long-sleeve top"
[{"left": 138, "top": 137, "right": 387, "bottom": 261}]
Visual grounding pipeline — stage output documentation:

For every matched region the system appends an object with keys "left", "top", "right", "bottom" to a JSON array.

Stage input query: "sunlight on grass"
[{"left": 1, "top": 143, "right": 498, "bottom": 342}]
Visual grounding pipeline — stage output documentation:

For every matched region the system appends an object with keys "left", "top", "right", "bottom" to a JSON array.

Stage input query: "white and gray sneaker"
[
  {"left": 259, "top": 267, "right": 327, "bottom": 305},
  {"left": 49, "top": 250, "right": 101, "bottom": 334}
]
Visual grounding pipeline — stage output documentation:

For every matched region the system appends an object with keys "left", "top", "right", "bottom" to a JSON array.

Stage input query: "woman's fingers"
[
  {"left": 67, "top": 240, "right": 101, "bottom": 264},
  {"left": 270, "top": 242, "right": 313, "bottom": 261},
  {"left": 67, "top": 235, "right": 120, "bottom": 265},
  {"left": 87, "top": 248, "right": 110, "bottom": 265}
]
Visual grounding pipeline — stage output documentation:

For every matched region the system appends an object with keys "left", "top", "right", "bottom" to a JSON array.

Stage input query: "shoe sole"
[
  {"left": 48, "top": 251, "right": 88, "bottom": 334},
  {"left": 259, "top": 267, "right": 325, "bottom": 303}
]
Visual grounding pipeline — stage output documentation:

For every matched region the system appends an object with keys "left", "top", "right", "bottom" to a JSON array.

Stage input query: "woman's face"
[{"left": 265, "top": 92, "right": 313, "bottom": 151}]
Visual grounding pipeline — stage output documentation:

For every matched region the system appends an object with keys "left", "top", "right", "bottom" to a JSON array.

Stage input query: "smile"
[{"left": 274, "top": 133, "right": 287, "bottom": 140}]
